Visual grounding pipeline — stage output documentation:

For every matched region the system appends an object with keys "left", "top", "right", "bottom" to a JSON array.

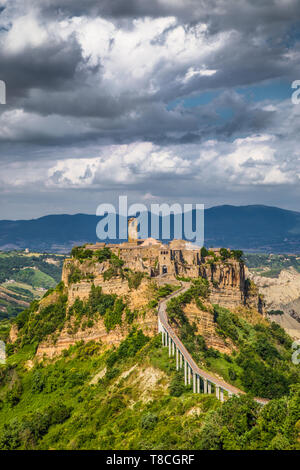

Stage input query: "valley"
[{"left": 0, "top": 251, "right": 65, "bottom": 321}]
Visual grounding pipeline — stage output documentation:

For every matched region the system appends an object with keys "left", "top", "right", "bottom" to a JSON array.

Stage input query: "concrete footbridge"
[{"left": 158, "top": 283, "right": 269, "bottom": 405}]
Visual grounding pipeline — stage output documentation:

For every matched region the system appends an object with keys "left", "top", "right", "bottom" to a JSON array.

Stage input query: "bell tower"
[{"left": 128, "top": 217, "right": 138, "bottom": 243}]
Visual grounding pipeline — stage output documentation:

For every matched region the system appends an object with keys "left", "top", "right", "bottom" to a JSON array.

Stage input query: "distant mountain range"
[{"left": 1, "top": 205, "right": 300, "bottom": 253}]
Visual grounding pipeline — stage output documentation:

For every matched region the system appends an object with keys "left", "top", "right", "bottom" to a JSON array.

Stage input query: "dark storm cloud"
[
  {"left": 38, "top": 0, "right": 300, "bottom": 34},
  {"left": 0, "top": 38, "right": 94, "bottom": 104},
  {"left": 0, "top": 0, "right": 297, "bottom": 129},
  {"left": 36, "top": 0, "right": 296, "bottom": 21},
  {"left": 0, "top": 0, "right": 300, "bottom": 218}
]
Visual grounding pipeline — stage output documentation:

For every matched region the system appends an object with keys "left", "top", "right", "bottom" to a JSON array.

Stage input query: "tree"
[{"left": 220, "top": 248, "right": 230, "bottom": 261}]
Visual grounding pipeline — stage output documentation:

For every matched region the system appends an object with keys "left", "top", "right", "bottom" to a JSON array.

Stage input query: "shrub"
[
  {"left": 104, "top": 298, "right": 125, "bottom": 332},
  {"left": 21, "top": 294, "right": 67, "bottom": 345},
  {"left": 95, "top": 247, "right": 112, "bottom": 262},
  {"left": 228, "top": 367, "right": 237, "bottom": 381},
  {"left": 106, "top": 329, "right": 149, "bottom": 368},
  {"left": 126, "top": 271, "right": 144, "bottom": 289},
  {"left": 205, "top": 348, "right": 220, "bottom": 359},
  {"left": 68, "top": 265, "right": 82, "bottom": 284},
  {"left": 140, "top": 413, "right": 158, "bottom": 430},
  {"left": 169, "top": 372, "right": 185, "bottom": 397},
  {"left": 220, "top": 248, "right": 231, "bottom": 260},
  {"left": 88, "top": 285, "right": 115, "bottom": 317},
  {"left": 71, "top": 246, "right": 93, "bottom": 261},
  {"left": 6, "top": 381, "right": 23, "bottom": 407},
  {"left": 231, "top": 250, "right": 244, "bottom": 261},
  {"left": 31, "top": 370, "right": 46, "bottom": 393},
  {"left": 105, "top": 368, "right": 120, "bottom": 381}
]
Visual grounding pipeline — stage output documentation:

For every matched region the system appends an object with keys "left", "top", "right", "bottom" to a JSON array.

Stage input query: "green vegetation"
[
  {"left": 245, "top": 253, "right": 300, "bottom": 278},
  {"left": 14, "top": 291, "right": 68, "bottom": 348},
  {"left": 0, "top": 251, "right": 64, "bottom": 320},
  {"left": 0, "top": 251, "right": 64, "bottom": 285},
  {"left": 219, "top": 248, "right": 243, "bottom": 262},
  {"left": 104, "top": 298, "right": 126, "bottom": 332},
  {"left": 0, "top": 333, "right": 299, "bottom": 450},
  {"left": 213, "top": 306, "right": 295, "bottom": 398},
  {"left": 103, "top": 254, "right": 125, "bottom": 281},
  {"left": 67, "top": 265, "right": 82, "bottom": 284},
  {"left": 200, "top": 247, "right": 209, "bottom": 258},
  {"left": 148, "top": 283, "right": 181, "bottom": 309},
  {"left": 165, "top": 282, "right": 298, "bottom": 400},
  {"left": 70, "top": 246, "right": 147, "bottom": 290},
  {"left": 201, "top": 248, "right": 244, "bottom": 263},
  {"left": 166, "top": 278, "right": 210, "bottom": 322},
  {"left": 268, "top": 309, "right": 284, "bottom": 316},
  {"left": 220, "top": 248, "right": 231, "bottom": 261},
  {"left": 126, "top": 272, "right": 144, "bottom": 290},
  {"left": 0, "top": 251, "right": 299, "bottom": 450}
]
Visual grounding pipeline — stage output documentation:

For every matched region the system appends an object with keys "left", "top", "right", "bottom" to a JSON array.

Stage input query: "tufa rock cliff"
[{"left": 10, "top": 244, "right": 263, "bottom": 359}]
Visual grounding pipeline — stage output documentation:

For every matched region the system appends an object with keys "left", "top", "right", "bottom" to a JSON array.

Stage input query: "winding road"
[{"left": 158, "top": 283, "right": 269, "bottom": 404}]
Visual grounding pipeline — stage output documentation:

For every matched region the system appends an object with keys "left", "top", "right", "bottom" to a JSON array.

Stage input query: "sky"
[{"left": 1, "top": 0, "right": 300, "bottom": 219}]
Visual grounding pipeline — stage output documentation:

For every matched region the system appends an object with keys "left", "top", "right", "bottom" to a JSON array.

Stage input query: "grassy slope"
[{"left": 0, "top": 334, "right": 299, "bottom": 450}]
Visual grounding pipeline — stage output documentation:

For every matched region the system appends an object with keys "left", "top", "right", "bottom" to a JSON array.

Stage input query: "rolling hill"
[
  {"left": 0, "top": 252, "right": 65, "bottom": 321},
  {"left": 0, "top": 205, "right": 300, "bottom": 253}
]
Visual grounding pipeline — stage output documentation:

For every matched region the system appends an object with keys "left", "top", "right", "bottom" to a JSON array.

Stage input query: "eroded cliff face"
[
  {"left": 182, "top": 301, "right": 236, "bottom": 354},
  {"left": 199, "top": 262, "right": 263, "bottom": 312},
  {"left": 13, "top": 253, "right": 263, "bottom": 360},
  {"left": 36, "top": 276, "right": 159, "bottom": 360},
  {"left": 249, "top": 267, "right": 300, "bottom": 339},
  {"left": 62, "top": 256, "right": 262, "bottom": 311}
]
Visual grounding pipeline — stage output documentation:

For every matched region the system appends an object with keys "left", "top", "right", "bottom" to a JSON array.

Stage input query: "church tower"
[{"left": 128, "top": 217, "right": 138, "bottom": 243}]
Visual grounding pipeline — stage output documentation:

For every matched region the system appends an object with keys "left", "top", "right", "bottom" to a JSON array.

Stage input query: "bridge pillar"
[
  {"left": 180, "top": 353, "right": 183, "bottom": 369},
  {"left": 172, "top": 340, "right": 175, "bottom": 356},
  {"left": 184, "top": 360, "right": 187, "bottom": 386},
  {"left": 168, "top": 336, "right": 171, "bottom": 357},
  {"left": 220, "top": 389, "right": 224, "bottom": 402},
  {"left": 204, "top": 378, "right": 208, "bottom": 394},
  {"left": 197, "top": 375, "right": 200, "bottom": 394},
  {"left": 193, "top": 371, "right": 196, "bottom": 393},
  {"left": 208, "top": 382, "right": 212, "bottom": 394},
  {"left": 216, "top": 386, "right": 220, "bottom": 400},
  {"left": 188, "top": 365, "right": 191, "bottom": 385}
]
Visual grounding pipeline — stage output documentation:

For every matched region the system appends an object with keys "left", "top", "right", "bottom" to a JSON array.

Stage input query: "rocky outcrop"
[
  {"left": 8, "top": 323, "right": 18, "bottom": 343},
  {"left": 182, "top": 301, "right": 236, "bottom": 354},
  {"left": 249, "top": 267, "right": 300, "bottom": 339},
  {"left": 250, "top": 267, "right": 300, "bottom": 308},
  {"left": 199, "top": 262, "right": 262, "bottom": 312},
  {"left": 36, "top": 277, "right": 158, "bottom": 360},
  {"left": 30, "top": 249, "right": 263, "bottom": 359}
]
